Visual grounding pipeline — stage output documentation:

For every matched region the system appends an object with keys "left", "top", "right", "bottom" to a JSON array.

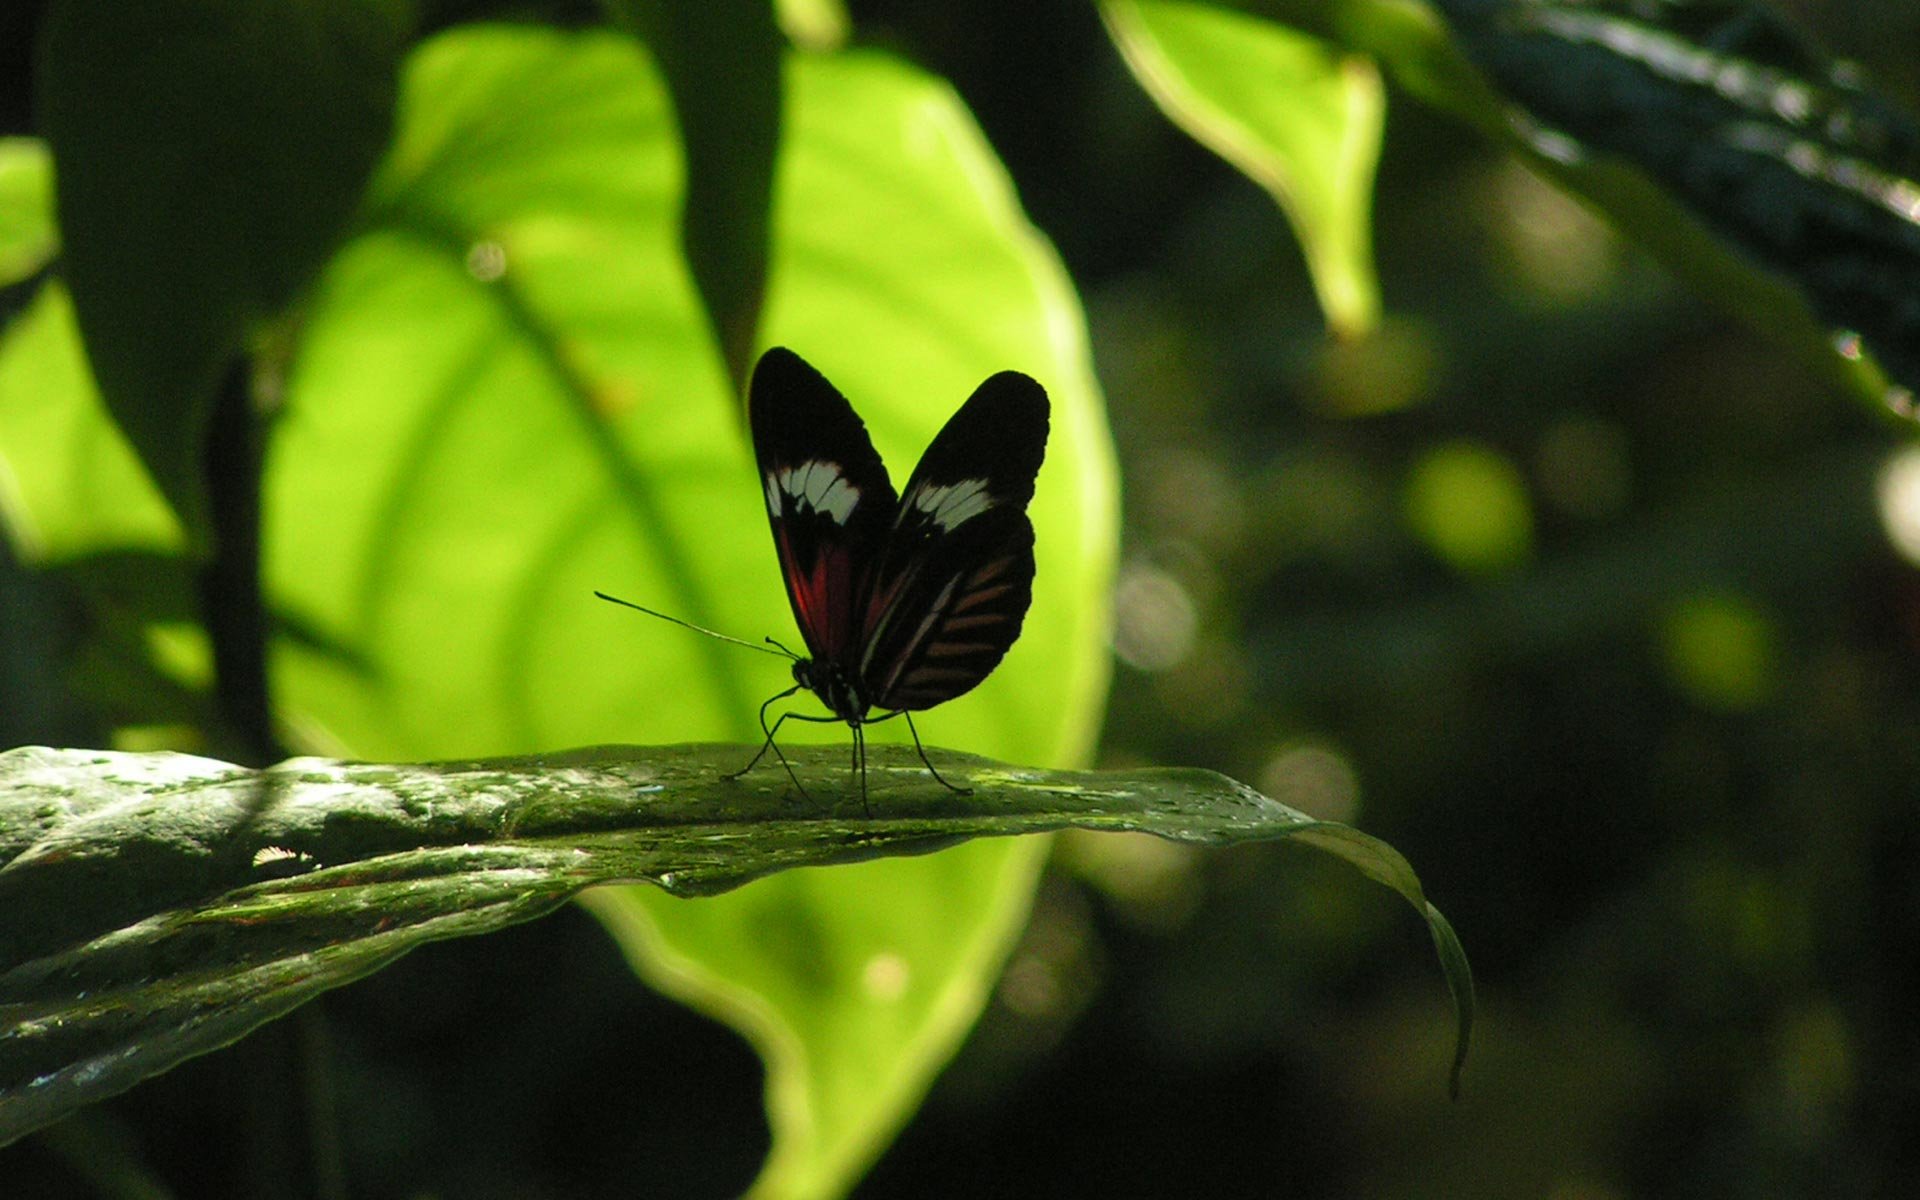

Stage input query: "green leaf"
[
  {"left": 0, "top": 138, "right": 56, "bottom": 288},
  {"left": 260, "top": 27, "right": 1118, "bottom": 1197},
  {"left": 34, "top": 0, "right": 406, "bottom": 547},
  {"left": 776, "top": 0, "right": 851, "bottom": 51},
  {"left": 582, "top": 836, "right": 1052, "bottom": 1199},
  {"left": 0, "top": 137, "right": 185, "bottom": 569},
  {"left": 1104, "top": 0, "right": 1384, "bottom": 337},
  {"left": 0, "top": 744, "right": 1473, "bottom": 1147}
]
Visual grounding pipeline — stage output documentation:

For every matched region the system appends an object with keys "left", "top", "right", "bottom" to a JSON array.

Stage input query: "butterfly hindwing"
[
  {"left": 748, "top": 348, "right": 900, "bottom": 664},
  {"left": 860, "top": 506, "right": 1037, "bottom": 711}
]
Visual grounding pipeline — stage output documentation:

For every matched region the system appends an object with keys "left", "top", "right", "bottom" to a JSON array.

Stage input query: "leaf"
[
  {"left": 776, "top": 0, "right": 851, "bottom": 51},
  {"left": 260, "top": 28, "right": 1118, "bottom": 1198},
  {"left": 1437, "top": 0, "right": 1920, "bottom": 401},
  {"left": 603, "top": 0, "right": 780, "bottom": 387},
  {"left": 0, "top": 283, "right": 184, "bottom": 563},
  {"left": 0, "top": 744, "right": 1474, "bottom": 1148},
  {"left": 635, "top": 51, "right": 1127, "bottom": 1196},
  {"left": 34, "top": 0, "right": 406, "bottom": 547},
  {"left": 1322, "top": 0, "right": 1919, "bottom": 412},
  {"left": 1103, "top": 0, "right": 1384, "bottom": 337},
  {"left": 0, "top": 138, "right": 55, "bottom": 288},
  {"left": 0, "top": 136, "right": 184, "bottom": 568}
]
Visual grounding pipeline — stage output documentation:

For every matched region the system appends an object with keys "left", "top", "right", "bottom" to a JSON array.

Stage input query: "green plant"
[{"left": 4, "top": 0, "right": 1913, "bottom": 1196}]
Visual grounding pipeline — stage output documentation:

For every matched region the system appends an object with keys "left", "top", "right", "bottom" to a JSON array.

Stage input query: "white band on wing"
[
  {"left": 909, "top": 477, "right": 992, "bottom": 530},
  {"left": 768, "top": 461, "right": 862, "bottom": 523}
]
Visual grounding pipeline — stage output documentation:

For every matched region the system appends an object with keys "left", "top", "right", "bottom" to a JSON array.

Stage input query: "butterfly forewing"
[
  {"left": 748, "top": 347, "right": 899, "bottom": 664},
  {"left": 889, "top": 371, "right": 1048, "bottom": 543}
]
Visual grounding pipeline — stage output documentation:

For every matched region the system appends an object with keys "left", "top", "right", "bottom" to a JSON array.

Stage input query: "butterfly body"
[{"left": 791, "top": 656, "right": 867, "bottom": 726}]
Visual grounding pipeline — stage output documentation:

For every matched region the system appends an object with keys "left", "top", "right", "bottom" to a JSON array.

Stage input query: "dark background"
[{"left": 5, "top": 0, "right": 1920, "bottom": 1196}]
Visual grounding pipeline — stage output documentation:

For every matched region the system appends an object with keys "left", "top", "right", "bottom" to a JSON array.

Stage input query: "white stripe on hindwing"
[{"left": 906, "top": 478, "right": 993, "bottom": 531}]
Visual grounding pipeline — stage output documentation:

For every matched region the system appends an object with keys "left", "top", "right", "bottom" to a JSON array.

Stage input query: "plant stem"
[{"left": 197, "top": 360, "right": 282, "bottom": 767}]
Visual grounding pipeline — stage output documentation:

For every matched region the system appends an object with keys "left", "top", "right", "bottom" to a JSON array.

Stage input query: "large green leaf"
[
  {"left": 34, "top": 0, "right": 406, "bottom": 547},
  {"left": 601, "top": 0, "right": 780, "bottom": 387},
  {"left": 0, "top": 744, "right": 1473, "bottom": 1149},
  {"left": 1103, "top": 0, "right": 1384, "bottom": 337},
  {"left": 260, "top": 27, "right": 1117, "bottom": 1198}
]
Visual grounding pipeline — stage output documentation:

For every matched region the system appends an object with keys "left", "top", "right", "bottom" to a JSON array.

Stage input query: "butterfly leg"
[
  {"left": 852, "top": 720, "right": 870, "bottom": 817},
  {"left": 754, "top": 710, "right": 875, "bottom": 812},
  {"left": 899, "top": 711, "right": 973, "bottom": 796},
  {"left": 728, "top": 684, "right": 814, "bottom": 802}
]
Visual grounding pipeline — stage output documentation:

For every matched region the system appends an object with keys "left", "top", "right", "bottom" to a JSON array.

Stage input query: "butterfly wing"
[
  {"left": 857, "top": 370, "right": 1049, "bottom": 711},
  {"left": 748, "top": 347, "right": 899, "bottom": 664}
]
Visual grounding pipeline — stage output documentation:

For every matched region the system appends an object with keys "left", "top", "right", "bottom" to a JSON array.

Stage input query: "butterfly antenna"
[{"left": 594, "top": 591, "right": 797, "bottom": 660}]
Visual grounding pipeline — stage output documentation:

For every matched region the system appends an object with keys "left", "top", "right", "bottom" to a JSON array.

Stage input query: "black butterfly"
[{"left": 598, "top": 346, "right": 1049, "bottom": 803}]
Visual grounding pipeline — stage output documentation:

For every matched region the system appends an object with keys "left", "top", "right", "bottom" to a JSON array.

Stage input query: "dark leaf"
[{"left": 35, "top": 0, "right": 407, "bottom": 545}]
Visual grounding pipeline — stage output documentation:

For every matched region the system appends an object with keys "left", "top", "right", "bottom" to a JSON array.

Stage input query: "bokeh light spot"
[
  {"left": 1874, "top": 444, "right": 1920, "bottom": 564},
  {"left": 465, "top": 239, "right": 507, "bottom": 282},
  {"left": 1484, "top": 161, "right": 1621, "bottom": 306},
  {"left": 1403, "top": 440, "right": 1535, "bottom": 576},
  {"left": 1307, "top": 315, "right": 1443, "bottom": 416},
  {"left": 1258, "top": 740, "right": 1361, "bottom": 823},
  {"left": 1658, "top": 591, "right": 1778, "bottom": 711},
  {"left": 1112, "top": 559, "right": 1198, "bottom": 672}
]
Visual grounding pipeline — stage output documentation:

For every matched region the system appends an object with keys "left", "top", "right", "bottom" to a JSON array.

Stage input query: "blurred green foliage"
[{"left": 5, "top": 0, "right": 1920, "bottom": 1197}]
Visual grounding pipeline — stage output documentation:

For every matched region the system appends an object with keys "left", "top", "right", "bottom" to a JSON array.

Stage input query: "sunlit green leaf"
[
  {"left": 261, "top": 27, "right": 1118, "bottom": 1198},
  {"left": 0, "top": 138, "right": 55, "bottom": 287},
  {"left": 0, "top": 285, "right": 183, "bottom": 562},
  {"left": 776, "top": 0, "right": 851, "bottom": 51},
  {"left": 1104, "top": 0, "right": 1383, "bottom": 336},
  {"left": 0, "top": 744, "right": 1472, "bottom": 1149}
]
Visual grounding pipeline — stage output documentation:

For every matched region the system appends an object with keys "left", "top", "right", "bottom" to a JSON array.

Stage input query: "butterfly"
[{"left": 598, "top": 345, "right": 1049, "bottom": 804}]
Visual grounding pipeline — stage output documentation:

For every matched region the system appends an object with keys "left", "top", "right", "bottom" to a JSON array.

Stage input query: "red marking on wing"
[{"left": 779, "top": 522, "right": 855, "bottom": 659}]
